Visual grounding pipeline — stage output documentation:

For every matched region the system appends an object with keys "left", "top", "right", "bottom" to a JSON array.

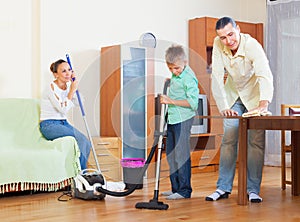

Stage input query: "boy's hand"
[{"left": 160, "top": 95, "right": 172, "bottom": 104}]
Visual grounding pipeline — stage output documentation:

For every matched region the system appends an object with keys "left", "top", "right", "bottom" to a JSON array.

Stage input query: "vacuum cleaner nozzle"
[{"left": 135, "top": 199, "right": 169, "bottom": 210}]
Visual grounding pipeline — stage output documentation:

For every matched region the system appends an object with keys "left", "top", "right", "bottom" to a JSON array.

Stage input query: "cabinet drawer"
[
  {"left": 91, "top": 137, "right": 121, "bottom": 160},
  {"left": 89, "top": 154, "right": 120, "bottom": 165},
  {"left": 191, "top": 149, "right": 220, "bottom": 167},
  {"left": 99, "top": 163, "right": 120, "bottom": 172},
  {"left": 92, "top": 137, "right": 120, "bottom": 149},
  {"left": 88, "top": 163, "right": 121, "bottom": 181},
  {"left": 102, "top": 164, "right": 121, "bottom": 181},
  {"left": 93, "top": 147, "right": 120, "bottom": 157}
]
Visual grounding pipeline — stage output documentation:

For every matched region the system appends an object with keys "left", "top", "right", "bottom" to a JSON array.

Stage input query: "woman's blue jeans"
[
  {"left": 217, "top": 98, "right": 265, "bottom": 194},
  {"left": 40, "top": 119, "right": 91, "bottom": 169},
  {"left": 166, "top": 117, "right": 194, "bottom": 198}
]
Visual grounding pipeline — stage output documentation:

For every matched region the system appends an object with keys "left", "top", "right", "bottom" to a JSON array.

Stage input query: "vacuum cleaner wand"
[
  {"left": 66, "top": 54, "right": 101, "bottom": 172},
  {"left": 135, "top": 79, "right": 170, "bottom": 210}
]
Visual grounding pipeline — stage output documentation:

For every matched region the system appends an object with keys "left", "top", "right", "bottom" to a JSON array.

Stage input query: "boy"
[{"left": 160, "top": 44, "right": 199, "bottom": 200}]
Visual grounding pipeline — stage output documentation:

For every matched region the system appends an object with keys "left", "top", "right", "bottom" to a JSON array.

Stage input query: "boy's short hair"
[{"left": 165, "top": 44, "right": 187, "bottom": 64}]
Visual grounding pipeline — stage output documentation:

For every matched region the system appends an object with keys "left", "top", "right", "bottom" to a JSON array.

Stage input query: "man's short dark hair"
[{"left": 216, "top": 17, "right": 237, "bottom": 30}]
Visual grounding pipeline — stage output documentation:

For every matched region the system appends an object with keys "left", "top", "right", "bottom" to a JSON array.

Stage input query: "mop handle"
[
  {"left": 66, "top": 54, "right": 85, "bottom": 116},
  {"left": 66, "top": 54, "right": 101, "bottom": 172}
]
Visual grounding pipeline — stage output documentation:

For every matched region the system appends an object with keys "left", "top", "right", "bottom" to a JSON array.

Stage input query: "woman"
[{"left": 39, "top": 59, "right": 91, "bottom": 169}]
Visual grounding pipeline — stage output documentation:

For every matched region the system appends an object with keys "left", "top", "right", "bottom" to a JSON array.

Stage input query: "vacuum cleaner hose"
[
  {"left": 96, "top": 135, "right": 160, "bottom": 197},
  {"left": 98, "top": 79, "right": 170, "bottom": 198}
]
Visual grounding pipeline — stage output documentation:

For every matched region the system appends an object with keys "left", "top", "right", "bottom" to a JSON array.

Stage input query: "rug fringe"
[{"left": 0, "top": 178, "right": 73, "bottom": 194}]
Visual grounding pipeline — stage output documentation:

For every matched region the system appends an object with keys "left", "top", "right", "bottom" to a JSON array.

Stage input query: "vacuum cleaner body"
[{"left": 72, "top": 170, "right": 106, "bottom": 200}]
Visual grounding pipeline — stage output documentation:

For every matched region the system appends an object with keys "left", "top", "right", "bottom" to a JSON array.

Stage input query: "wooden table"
[{"left": 238, "top": 116, "right": 300, "bottom": 205}]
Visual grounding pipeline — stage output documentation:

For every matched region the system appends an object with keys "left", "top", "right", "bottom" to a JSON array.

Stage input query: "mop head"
[{"left": 135, "top": 199, "right": 169, "bottom": 210}]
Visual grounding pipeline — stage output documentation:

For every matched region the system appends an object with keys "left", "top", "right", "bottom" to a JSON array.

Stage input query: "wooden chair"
[{"left": 281, "top": 104, "right": 300, "bottom": 190}]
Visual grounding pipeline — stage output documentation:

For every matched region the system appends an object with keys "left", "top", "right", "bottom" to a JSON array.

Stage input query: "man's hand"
[
  {"left": 247, "top": 100, "right": 269, "bottom": 113},
  {"left": 220, "top": 109, "right": 238, "bottom": 116},
  {"left": 258, "top": 100, "right": 269, "bottom": 112}
]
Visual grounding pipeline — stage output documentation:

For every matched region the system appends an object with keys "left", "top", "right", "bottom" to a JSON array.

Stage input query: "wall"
[
  {"left": 0, "top": 0, "right": 267, "bottom": 135},
  {"left": 0, "top": 0, "right": 32, "bottom": 98}
]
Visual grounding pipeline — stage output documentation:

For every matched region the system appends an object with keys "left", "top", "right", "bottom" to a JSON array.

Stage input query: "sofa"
[{"left": 0, "top": 98, "right": 81, "bottom": 194}]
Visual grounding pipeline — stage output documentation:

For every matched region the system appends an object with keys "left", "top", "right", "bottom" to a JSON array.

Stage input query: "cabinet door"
[
  {"left": 100, "top": 45, "right": 121, "bottom": 137},
  {"left": 206, "top": 17, "right": 218, "bottom": 46},
  {"left": 237, "top": 22, "right": 264, "bottom": 46},
  {"left": 121, "top": 46, "right": 147, "bottom": 159},
  {"left": 100, "top": 44, "right": 154, "bottom": 163}
]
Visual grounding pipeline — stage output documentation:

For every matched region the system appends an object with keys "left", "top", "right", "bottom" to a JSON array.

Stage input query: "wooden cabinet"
[
  {"left": 154, "top": 95, "right": 220, "bottom": 174},
  {"left": 188, "top": 16, "right": 264, "bottom": 168},
  {"left": 88, "top": 137, "right": 122, "bottom": 181},
  {"left": 159, "top": 134, "right": 220, "bottom": 177},
  {"left": 100, "top": 44, "right": 155, "bottom": 169}
]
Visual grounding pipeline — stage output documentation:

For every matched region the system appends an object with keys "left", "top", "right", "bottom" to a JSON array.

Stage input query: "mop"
[
  {"left": 66, "top": 55, "right": 125, "bottom": 200},
  {"left": 66, "top": 54, "right": 101, "bottom": 173}
]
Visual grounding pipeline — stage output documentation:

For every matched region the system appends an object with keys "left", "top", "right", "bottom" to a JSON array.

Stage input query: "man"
[{"left": 205, "top": 17, "right": 273, "bottom": 203}]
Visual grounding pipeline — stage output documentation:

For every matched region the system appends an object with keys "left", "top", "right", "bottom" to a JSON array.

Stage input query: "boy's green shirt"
[{"left": 167, "top": 65, "right": 199, "bottom": 124}]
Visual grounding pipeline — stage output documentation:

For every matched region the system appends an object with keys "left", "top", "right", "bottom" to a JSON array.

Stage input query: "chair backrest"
[
  {"left": 281, "top": 104, "right": 300, "bottom": 116},
  {"left": 289, "top": 107, "right": 300, "bottom": 116},
  {"left": 281, "top": 104, "right": 300, "bottom": 146}
]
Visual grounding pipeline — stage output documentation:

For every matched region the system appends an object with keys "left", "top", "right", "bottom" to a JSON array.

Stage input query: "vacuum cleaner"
[
  {"left": 72, "top": 169, "right": 106, "bottom": 200},
  {"left": 66, "top": 54, "right": 169, "bottom": 210},
  {"left": 96, "top": 78, "right": 170, "bottom": 210}
]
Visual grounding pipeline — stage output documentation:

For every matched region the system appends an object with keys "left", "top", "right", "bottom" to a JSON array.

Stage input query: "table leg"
[
  {"left": 238, "top": 118, "right": 248, "bottom": 205},
  {"left": 291, "top": 131, "right": 300, "bottom": 195}
]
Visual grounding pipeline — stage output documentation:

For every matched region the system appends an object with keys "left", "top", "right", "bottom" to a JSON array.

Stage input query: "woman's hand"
[
  {"left": 70, "top": 79, "right": 78, "bottom": 93},
  {"left": 70, "top": 71, "right": 78, "bottom": 91},
  {"left": 71, "top": 70, "right": 77, "bottom": 81},
  {"left": 68, "top": 71, "right": 78, "bottom": 99}
]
